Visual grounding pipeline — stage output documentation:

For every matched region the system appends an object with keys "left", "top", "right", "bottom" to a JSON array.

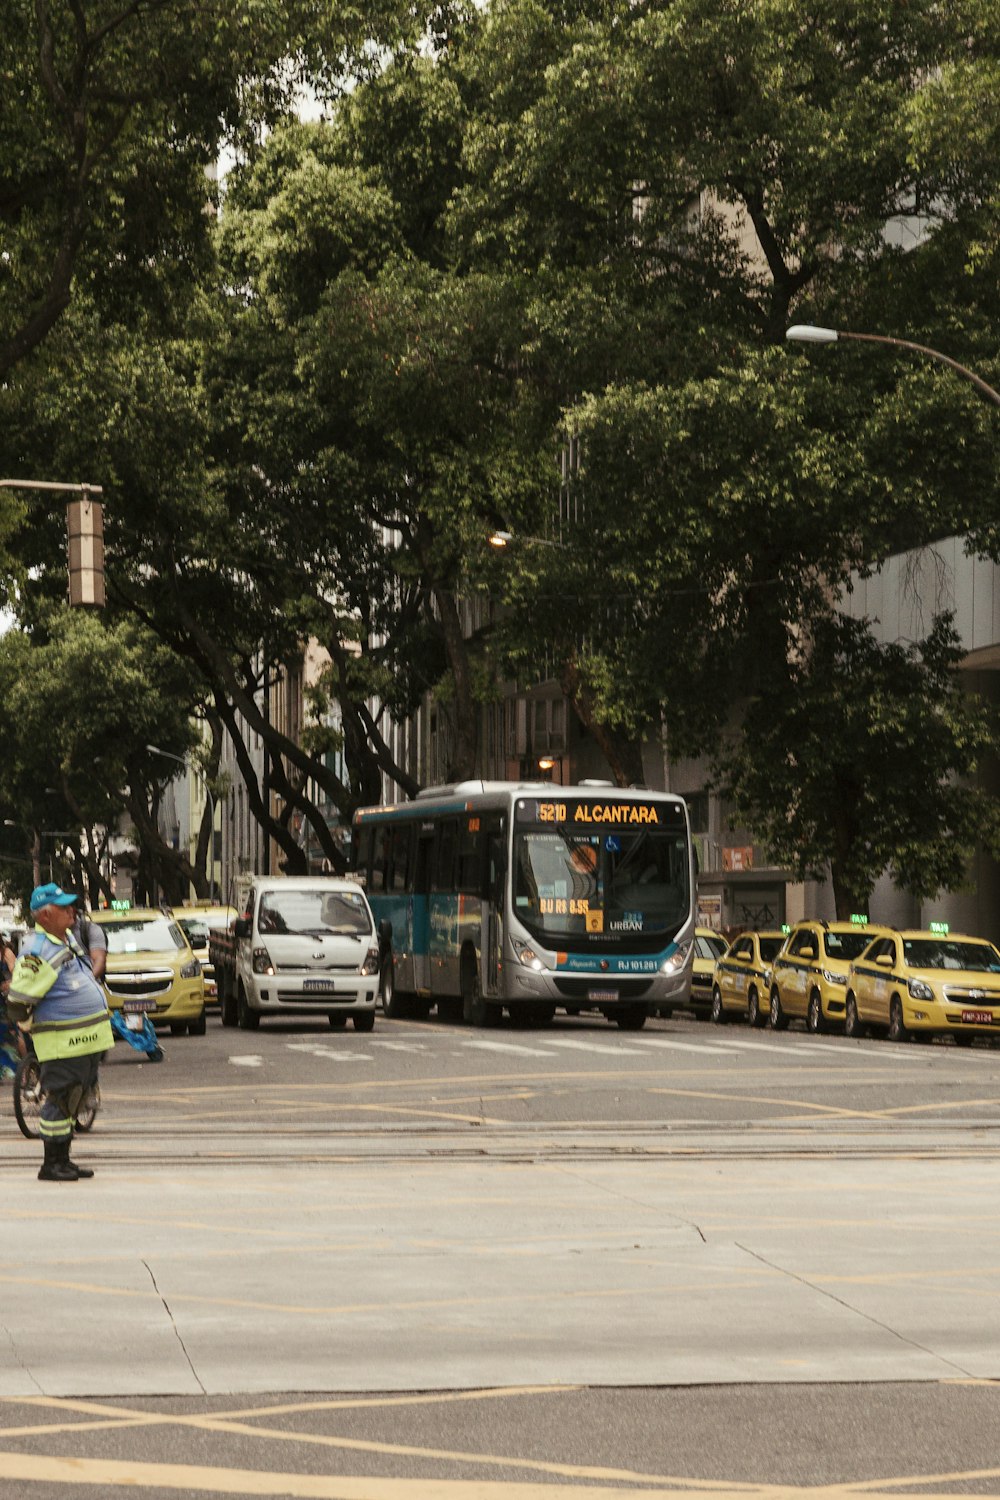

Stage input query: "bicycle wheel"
[
  {"left": 75, "top": 1081, "right": 100, "bottom": 1133},
  {"left": 13, "top": 1054, "right": 43, "bottom": 1139}
]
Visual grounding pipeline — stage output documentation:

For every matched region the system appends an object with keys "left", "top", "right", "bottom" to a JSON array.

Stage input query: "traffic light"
[{"left": 67, "top": 493, "right": 105, "bottom": 608}]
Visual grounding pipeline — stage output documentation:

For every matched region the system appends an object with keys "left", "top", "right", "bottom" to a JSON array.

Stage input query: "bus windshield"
[{"left": 513, "top": 821, "right": 689, "bottom": 944}]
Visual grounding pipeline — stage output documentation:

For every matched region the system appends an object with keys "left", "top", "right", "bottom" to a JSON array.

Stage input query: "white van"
[{"left": 232, "top": 877, "right": 380, "bottom": 1031}]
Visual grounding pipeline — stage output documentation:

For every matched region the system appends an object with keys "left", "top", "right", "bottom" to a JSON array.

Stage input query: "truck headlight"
[
  {"left": 252, "top": 946, "right": 274, "bottom": 976},
  {"left": 360, "top": 946, "right": 380, "bottom": 976},
  {"left": 660, "top": 940, "right": 693, "bottom": 975},
  {"left": 908, "top": 977, "right": 934, "bottom": 1001}
]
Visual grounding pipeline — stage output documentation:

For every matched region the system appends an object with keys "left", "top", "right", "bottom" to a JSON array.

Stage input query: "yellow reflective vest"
[{"left": 7, "top": 925, "right": 113, "bottom": 1061}]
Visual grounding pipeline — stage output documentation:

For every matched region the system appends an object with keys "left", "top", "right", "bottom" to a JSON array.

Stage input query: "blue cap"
[{"left": 29, "top": 882, "right": 78, "bottom": 913}]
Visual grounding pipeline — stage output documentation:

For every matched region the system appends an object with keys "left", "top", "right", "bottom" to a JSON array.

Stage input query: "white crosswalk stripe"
[
  {"left": 465, "top": 1039, "right": 558, "bottom": 1057},
  {"left": 285, "top": 1043, "right": 373, "bottom": 1062},
  {"left": 539, "top": 1036, "right": 647, "bottom": 1056},
  {"left": 636, "top": 1037, "right": 739, "bottom": 1056}
]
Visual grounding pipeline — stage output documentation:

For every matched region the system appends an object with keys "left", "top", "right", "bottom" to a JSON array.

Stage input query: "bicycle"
[{"left": 13, "top": 1052, "right": 99, "bottom": 1140}]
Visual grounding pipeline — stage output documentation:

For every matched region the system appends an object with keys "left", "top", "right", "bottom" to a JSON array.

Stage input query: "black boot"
[
  {"left": 38, "top": 1137, "right": 78, "bottom": 1182},
  {"left": 65, "top": 1137, "right": 94, "bottom": 1179}
]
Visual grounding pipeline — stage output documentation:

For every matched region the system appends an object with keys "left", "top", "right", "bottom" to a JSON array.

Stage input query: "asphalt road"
[{"left": 3, "top": 1007, "right": 1000, "bottom": 1498}]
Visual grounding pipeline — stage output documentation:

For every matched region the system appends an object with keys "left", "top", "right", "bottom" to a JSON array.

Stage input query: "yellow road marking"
[{"left": 0, "top": 1452, "right": 757, "bottom": 1497}]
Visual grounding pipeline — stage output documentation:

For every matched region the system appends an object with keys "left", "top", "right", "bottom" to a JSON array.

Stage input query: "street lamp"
[
  {"left": 785, "top": 325, "right": 1000, "bottom": 408},
  {"left": 146, "top": 745, "right": 216, "bottom": 902},
  {"left": 488, "top": 527, "right": 567, "bottom": 550}
]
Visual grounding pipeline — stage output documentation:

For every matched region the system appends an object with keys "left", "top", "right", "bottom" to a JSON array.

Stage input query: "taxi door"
[
  {"left": 724, "top": 936, "right": 753, "bottom": 1008},
  {"left": 863, "top": 937, "right": 897, "bottom": 1029}
]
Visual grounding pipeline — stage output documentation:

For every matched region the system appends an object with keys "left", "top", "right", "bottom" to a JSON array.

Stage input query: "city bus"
[{"left": 352, "top": 780, "right": 695, "bottom": 1028}]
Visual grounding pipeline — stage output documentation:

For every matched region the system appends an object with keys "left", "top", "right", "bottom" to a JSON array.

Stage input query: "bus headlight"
[
  {"left": 660, "top": 940, "right": 692, "bottom": 975},
  {"left": 512, "top": 937, "right": 547, "bottom": 972}
]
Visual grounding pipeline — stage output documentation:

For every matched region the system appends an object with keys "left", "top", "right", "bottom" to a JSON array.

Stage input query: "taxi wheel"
[
  {"left": 844, "top": 995, "right": 865, "bottom": 1039},
  {"left": 188, "top": 1011, "right": 207, "bottom": 1037},
  {"left": 711, "top": 986, "right": 726, "bottom": 1025},
  {"left": 747, "top": 987, "right": 764, "bottom": 1028},
  {"left": 887, "top": 996, "right": 909, "bottom": 1043},
  {"left": 806, "top": 990, "right": 826, "bottom": 1035},
  {"left": 769, "top": 988, "right": 789, "bottom": 1031}
]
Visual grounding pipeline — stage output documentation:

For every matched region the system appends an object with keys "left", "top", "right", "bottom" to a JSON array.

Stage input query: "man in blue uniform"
[{"left": 7, "top": 884, "right": 113, "bottom": 1182}]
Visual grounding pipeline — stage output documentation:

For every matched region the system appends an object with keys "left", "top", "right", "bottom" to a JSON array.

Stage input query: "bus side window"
[
  {"left": 354, "top": 826, "right": 373, "bottom": 883},
  {"left": 484, "top": 814, "right": 507, "bottom": 901},
  {"left": 432, "top": 820, "right": 459, "bottom": 893},
  {"left": 412, "top": 828, "right": 434, "bottom": 894},
  {"left": 457, "top": 818, "right": 482, "bottom": 896},
  {"left": 390, "top": 824, "right": 413, "bottom": 893},
  {"left": 370, "top": 826, "right": 389, "bottom": 894}
]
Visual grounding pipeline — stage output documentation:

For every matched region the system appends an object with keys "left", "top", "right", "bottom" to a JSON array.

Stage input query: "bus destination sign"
[{"left": 516, "top": 798, "right": 681, "bottom": 827}]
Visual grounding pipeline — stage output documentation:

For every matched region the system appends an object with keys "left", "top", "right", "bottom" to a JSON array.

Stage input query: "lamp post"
[
  {"left": 146, "top": 746, "right": 216, "bottom": 902},
  {"left": 785, "top": 325, "right": 1000, "bottom": 408},
  {"left": 488, "top": 528, "right": 567, "bottom": 550}
]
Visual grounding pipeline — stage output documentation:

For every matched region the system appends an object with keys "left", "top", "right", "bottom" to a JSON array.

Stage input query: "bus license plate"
[
  {"left": 123, "top": 999, "right": 156, "bottom": 1013},
  {"left": 588, "top": 988, "right": 619, "bottom": 1002},
  {"left": 961, "top": 1009, "right": 992, "bottom": 1024},
  {"left": 304, "top": 979, "right": 337, "bottom": 993}
]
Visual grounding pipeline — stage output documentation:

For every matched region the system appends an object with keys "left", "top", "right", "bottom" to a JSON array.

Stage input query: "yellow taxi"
[
  {"left": 846, "top": 925, "right": 1000, "bottom": 1044},
  {"left": 711, "top": 929, "right": 787, "bottom": 1027},
  {"left": 688, "top": 927, "right": 730, "bottom": 1017},
  {"left": 174, "top": 904, "right": 238, "bottom": 1007},
  {"left": 769, "top": 917, "right": 893, "bottom": 1033},
  {"left": 91, "top": 906, "right": 207, "bottom": 1036}
]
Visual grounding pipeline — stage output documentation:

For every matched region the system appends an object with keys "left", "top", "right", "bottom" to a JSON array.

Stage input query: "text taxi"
[
  {"left": 846, "top": 925, "right": 1000, "bottom": 1044},
  {"left": 769, "top": 917, "right": 893, "bottom": 1033},
  {"left": 712, "top": 929, "right": 787, "bottom": 1027}
]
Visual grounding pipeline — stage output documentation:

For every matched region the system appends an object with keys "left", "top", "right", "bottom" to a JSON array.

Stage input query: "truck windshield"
[
  {"left": 513, "top": 825, "right": 689, "bottom": 945},
  {"left": 258, "top": 888, "right": 372, "bottom": 939}
]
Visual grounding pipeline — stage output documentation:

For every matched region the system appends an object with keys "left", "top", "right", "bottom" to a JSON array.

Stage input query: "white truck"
[{"left": 210, "top": 876, "right": 382, "bottom": 1031}]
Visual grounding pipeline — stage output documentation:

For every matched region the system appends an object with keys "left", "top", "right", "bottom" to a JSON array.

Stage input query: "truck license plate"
[{"left": 304, "top": 979, "right": 337, "bottom": 993}]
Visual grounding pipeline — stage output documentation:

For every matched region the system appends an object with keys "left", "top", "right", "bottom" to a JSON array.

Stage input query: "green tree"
[{"left": 719, "top": 613, "right": 1000, "bottom": 918}]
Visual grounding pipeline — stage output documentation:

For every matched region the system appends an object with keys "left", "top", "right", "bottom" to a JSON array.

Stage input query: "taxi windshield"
[
  {"left": 695, "top": 934, "right": 727, "bottom": 960},
  {"left": 258, "top": 888, "right": 372, "bottom": 938},
  {"left": 177, "top": 917, "right": 210, "bottom": 946},
  {"left": 902, "top": 939, "right": 1000, "bottom": 972},
  {"left": 759, "top": 936, "right": 784, "bottom": 961},
  {"left": 100, "top": 917, "right": 185, "bottom": 955},
  {"left": 823, "top": 931, "right": 873, "bottom": 961}
]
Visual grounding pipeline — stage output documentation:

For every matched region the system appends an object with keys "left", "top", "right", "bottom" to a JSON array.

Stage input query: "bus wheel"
[
  {"left": 436, "top": 997, "right": 464, "bottom": 1024},
  {"left": 616, "top": 1005, "right": 647, "bottom": 1030},
  {"left": 462, "top": 961, "right": 501, "bottom": 1027}
]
